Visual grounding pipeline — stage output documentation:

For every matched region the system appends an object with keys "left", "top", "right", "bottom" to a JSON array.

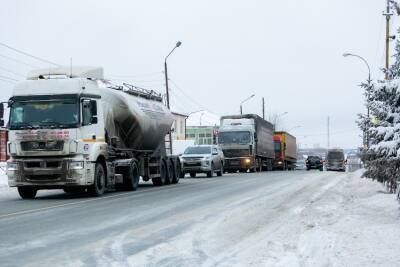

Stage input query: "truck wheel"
[
  {"left": 125, "top": 163, "right": 139, "bottom": 191},
  {"left": 172, "top": 162, "right": 180, "bottom": 184},
  {"left": 217, "top": 163, "right": 223, "bottom": 177},
  {"left": 17, "top": 187, "right": 37, "bottom": 199},
  {"left": 88, "top": 163, "right": 106, "bottom": 196},
  {"left": 152, "top": 160, "right": 167, "bottom": 186},
  {"left": 165, "top": 162, "right": 174, "bottom": 185},
  {"left": 190, "top": 172, "right": 196, "bottom": 178},
  {"left": 207, "top": 164, "right": 214, "bottom": 178}
]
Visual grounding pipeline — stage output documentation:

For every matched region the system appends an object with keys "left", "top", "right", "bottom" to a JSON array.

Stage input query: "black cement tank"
[{"left": 99, "top": 86, "right": 173, "bottom": 151}]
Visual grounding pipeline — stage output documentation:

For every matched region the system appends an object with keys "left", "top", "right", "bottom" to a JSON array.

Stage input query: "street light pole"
[
  {"left": 164, "top": 41, "right": 182, "bottom": 154},
  {"left": 164, "top": 41, "right": 182, "bottom": 109},
  {"left": 343, "top": 52, "right": 371, "bottom": 148},
  {"left": 240, "top": 94, "right": 255, "bottom": 115}
]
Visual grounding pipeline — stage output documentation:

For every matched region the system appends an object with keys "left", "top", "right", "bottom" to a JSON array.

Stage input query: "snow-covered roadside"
[
  {"left": 213, "top": 170, "right": 400, "bottom": 267},
  {"left": 126, "top": 170, "right": 400, "bottom": 267},
  {"left": 0, "top": 162, "right": 8, "bottom": 188}
]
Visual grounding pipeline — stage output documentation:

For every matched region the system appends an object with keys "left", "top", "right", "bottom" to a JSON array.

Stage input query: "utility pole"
[
  {"left": 327, "top": 116, "right": 330, "bottom": 149},
  {"left": 262, "top": 97, "right": 265, "bottom": 119},
  {"left": 384, "top": 0, "right": 393, "bottom": 80}
]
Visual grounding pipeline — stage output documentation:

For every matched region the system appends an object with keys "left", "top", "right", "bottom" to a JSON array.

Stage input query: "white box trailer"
[{"left": 4, "top": 67, "right": 181, "bottom": 199}]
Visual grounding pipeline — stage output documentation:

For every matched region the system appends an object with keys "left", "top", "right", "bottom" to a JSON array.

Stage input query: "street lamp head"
[
  {"left": 250, "top": 94, "right": 255, "bottom": 98},
  {"left": 176, "top": 41, "right": 182, "bottom": 47},
  {"left": 343, "top": 53, "right": 351, "bottom": 57}
]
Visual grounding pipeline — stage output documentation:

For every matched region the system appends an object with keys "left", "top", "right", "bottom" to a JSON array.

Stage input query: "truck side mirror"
[
  {"left": 90, "top": 117, "right": 98, "bottom": 124},
  {"left": 254, "top": 132, "right": 258, "bottom": 141}
]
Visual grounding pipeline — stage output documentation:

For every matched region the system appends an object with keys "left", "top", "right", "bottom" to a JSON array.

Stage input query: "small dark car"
[{"left": 306, "top": 156, "right": 323, "bottom": 171}]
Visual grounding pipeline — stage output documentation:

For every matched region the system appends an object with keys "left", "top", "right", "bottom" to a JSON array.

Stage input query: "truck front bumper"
[
  {"left": 7, "top": 157, "right": 94, "bottom": 188},
  {"left": 182, "top": 160, "right": 212, "bottom": 173},
  {"left": 224, "top": 157, "right": 253, "bottom": 171}
]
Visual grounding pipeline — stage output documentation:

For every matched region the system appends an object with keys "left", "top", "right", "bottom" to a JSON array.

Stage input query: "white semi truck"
[{"left": 4, "top": 67, "right": 181, "bottom": 199}]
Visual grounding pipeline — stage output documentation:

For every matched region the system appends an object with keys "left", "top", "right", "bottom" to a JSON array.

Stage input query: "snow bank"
[
  {"left": 0, "top": 162, "right": 8, "bottom": 188},
  {"left": 126, "top": 171, "right": 400, "bottom": 267}
]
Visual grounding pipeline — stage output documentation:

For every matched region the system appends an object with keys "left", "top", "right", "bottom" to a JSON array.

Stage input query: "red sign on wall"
[{"left": 0, "top": 130, "right": 8, "bottom": 162}]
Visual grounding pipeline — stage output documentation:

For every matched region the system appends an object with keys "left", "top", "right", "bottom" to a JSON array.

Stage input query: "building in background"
[
  {"left": 186, "top": 126, "right": 219, "bottom": 145},
  {"left": 171, "top": 112, "right": 188, "bottom": 141},
  {"left": 185, "top": 110, "right": 220, "bottom": 145}
]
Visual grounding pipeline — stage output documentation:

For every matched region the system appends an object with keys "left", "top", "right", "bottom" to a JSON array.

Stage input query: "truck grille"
[
  {"left": 24, "top": 160, "right": 62, "bottom": 169},
  {"left": 21, "top": 141, "right": 64, "bottom": 151},
  {"left": 223, "top": 149, "right": 250, "bottom": 158}
]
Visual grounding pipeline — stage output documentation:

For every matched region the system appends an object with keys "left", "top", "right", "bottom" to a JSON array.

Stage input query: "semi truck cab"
[
  {"left": 6, "top": 69, "right": 107, "bottom": 197},
  {"left": 218, "top": 126, "right": 256, "bottom": 172}
]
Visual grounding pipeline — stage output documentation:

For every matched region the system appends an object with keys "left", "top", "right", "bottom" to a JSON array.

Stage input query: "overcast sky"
[{"left": 0, "top": 0, "right": 398, "bottom": 148}]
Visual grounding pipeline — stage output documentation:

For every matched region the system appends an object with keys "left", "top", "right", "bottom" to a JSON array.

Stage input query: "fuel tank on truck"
[{"left": 98, "top": 83, "right": 174, "bottom": 151}]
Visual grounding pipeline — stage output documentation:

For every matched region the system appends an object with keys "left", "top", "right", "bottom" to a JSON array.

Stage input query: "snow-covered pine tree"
[{"left": 360, "top": 26, "right": 400, "bottom": 194}]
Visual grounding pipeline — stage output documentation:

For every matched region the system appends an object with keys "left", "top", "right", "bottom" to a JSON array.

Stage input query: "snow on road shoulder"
[
  {"left": 224, "top": 170, "right": 400, "bottom": 267},
  {"left": 0, "top": 162, "right": 8, "bottom": 188},
  {"left": 126, "top": 170, "right": 400, "bottom": 267}
]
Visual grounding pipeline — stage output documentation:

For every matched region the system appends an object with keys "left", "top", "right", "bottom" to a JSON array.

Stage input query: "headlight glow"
[{"left": 244, "top": 158, "right": 251, "bottom": 164}]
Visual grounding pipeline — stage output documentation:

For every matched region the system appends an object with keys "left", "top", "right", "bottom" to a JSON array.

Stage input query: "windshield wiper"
[
  {"left": 12, "top": 122, "right": 38, "bottom": 130},
  {"left": 39, "top": 121, "right": 72, "bottom": 129}
]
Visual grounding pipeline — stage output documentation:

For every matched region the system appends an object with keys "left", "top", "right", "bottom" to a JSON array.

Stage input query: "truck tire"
[
  {"left": 190, "top": 172, "right": 196, "bottom": 178},
  {"left": 217, "top": 163, "right": 223, "bottom": 177},
  {"left": 88, "top": 163, "right": 106, "bottom": 196},
  {"left": 165, "top": 162, "right": 174, "bottom": 185},
  {"left": 17, "top": 187, "right": 37, "bottom": 199},
  {"left": 124, "top": 163, "right": 140, "bottom": 191},
  {"left": 152, "top": 160, "right": 167, "bottom": 186},
  {"left": 207, "top": 163, "right": 214, "bottom": 178},
  {"left": 172, "top": 162, "right": 180, "bottom": 184}
]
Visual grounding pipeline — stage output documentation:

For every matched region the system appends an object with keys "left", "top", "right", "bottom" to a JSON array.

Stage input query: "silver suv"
[{"left": 181, "top": 145, "right": 225, "bottom": 178}]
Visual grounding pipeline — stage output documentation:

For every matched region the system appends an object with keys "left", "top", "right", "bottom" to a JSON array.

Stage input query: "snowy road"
[{"left": 0, "top": 170, "right": 399, "bottom": 267}]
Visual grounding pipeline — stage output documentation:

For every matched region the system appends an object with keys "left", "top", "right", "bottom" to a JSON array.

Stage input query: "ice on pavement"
[
  {"left": 0, "top": 163, "right": 8, "bottom": 188},
  {"left": 126, "top": 170, "right": 400, "bottom": 267}
]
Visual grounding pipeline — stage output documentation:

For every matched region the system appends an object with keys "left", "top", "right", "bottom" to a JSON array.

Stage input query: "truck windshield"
[
  {"left": 218, "top": 131, "right": 250, "bottom": 144},
  {"left": 9, "top": 100, "right": 79, "bottom": 130},
  {"left": 274, "top": 141, "right": 281, "bottom": 152},
  {"left": 327, "top": 152, "right": 344, "bottom": 160},
  {"left": 184, "top": 146, "right": 211, "bottom": 154}
]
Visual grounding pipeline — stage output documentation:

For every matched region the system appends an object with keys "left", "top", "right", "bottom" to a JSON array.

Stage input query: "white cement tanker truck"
[{"left": 4, "top": 67, "right": 182, "bottom": 199}]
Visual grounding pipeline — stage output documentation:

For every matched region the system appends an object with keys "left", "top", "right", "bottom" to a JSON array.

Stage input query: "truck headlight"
[
  {"left": 69, "top": 161, "right": 84, "bottom": 170},
  {"left": 244, "top": 158, "right": 251, "bottom": 164},
  {"left": 7, "top": 162, "right": 18, "bottom": 171}
]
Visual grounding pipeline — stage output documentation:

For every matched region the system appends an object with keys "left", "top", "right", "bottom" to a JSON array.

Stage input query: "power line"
[
  {"left": 0, "top": 66, "right": 25, "bottom": 78},
  {"left": 0, "top": 41, "right": 60, "bottom": 66},
  {"left": 0, "top": 53, "right": 40, "bottom": 69},
  {"left": 107, "top": 71, "right": 163, "bottom": 78},
  {"left": 0, "top": 75, "right": 18, "bottom": 81},
  {"left": 168, "top": 78, "right": 220, "bottom": 115},
  {"left": 0, "top": 78, "right": 16, "bottom": 84},
  {"left": 298, "top": 129, "right": 359, "bottom": 138}
]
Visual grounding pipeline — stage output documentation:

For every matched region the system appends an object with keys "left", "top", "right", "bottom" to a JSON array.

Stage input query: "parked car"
[
  {"left": 181, "top": 145, "right": 225, "bottom": 177},
  {"left": 295, "top": 159, "right": 307, "bottom": 170},
  {"left": 326, "top": 149, "right": 346, "bottom": 172},
  {"left": 306, "top": 156, "right": 323, "bottom": 171}
]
